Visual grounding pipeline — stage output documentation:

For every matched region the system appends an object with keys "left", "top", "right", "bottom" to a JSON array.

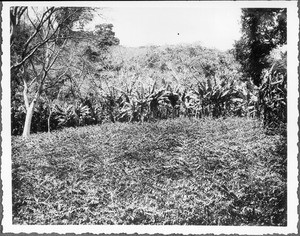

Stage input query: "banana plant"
[
  {"left": 191, "top": 77, "right": 245, "bottom": 118},
  {"left": 258, "top": 58, "right": 287, "bottom": 127},
  {"left": 181, "top": 89, "right": 201, "bottom": 118},
  {"left": 54, "top": 102, "right": 91, "bottom": 128},
  {"left": 101, "top": 87, "right": 125, "bottom": 123},
  {"left": 115, "top": 82, "right": 157, "bottom": 122},
  {"left": 237, "top": 80, "right": 259, "bottom": 118}
]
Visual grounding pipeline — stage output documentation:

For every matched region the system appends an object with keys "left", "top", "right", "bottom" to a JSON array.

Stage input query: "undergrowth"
[{"left": 12, "top": 117, "right": 287, "bottom": 225}]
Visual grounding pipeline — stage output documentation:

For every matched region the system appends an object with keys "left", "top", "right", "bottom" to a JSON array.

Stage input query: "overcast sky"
[{"left": 88, "top": 7, "right": 242, "bottom": 51}]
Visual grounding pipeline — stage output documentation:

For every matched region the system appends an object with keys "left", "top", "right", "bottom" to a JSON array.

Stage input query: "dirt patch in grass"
[{"left": 12, "top": 117, "right": 287, "bottom": 225}]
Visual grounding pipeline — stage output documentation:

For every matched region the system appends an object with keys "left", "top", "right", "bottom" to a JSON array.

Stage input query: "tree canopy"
[{"left": 233, "top": 8, "right": 286, "bottom": 86}]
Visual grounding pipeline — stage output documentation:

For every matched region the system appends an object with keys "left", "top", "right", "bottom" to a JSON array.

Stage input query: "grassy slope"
[{"left": 12, "top": 117, "right": 287, "bottom": 225}]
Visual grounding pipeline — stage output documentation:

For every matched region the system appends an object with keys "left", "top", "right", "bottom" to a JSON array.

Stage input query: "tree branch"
[
  {"left": 28, "top": 59, "right": 40, "bottom": 87},
  {"left": 45, "top": 39, "right": 67, "bottom": 72},
  {"left": 43, "top": 69, "right": 68, "bottom": 91},
  {"left": 11, "top": 7, "right": 73, "bottom": 71}
]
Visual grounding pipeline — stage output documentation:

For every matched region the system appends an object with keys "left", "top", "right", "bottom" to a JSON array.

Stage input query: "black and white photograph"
[{"left": 1, "top": 1, "right": 299, "bottom": 234}]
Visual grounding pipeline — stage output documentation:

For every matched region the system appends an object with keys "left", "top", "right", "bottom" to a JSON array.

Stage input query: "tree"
[
  {"left": 233, "top": 8, "right": 286, "bottom": 86},
  {"left": 94, "top": 23, "right": 120, "bottom": 48},
  {"left": 10, "top": 7, "right": 94, "bottom": 137}
]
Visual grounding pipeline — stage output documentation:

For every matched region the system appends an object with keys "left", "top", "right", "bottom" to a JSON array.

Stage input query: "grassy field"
[{"left": 12, "top": 117, "right": 287, "bottom": 225}]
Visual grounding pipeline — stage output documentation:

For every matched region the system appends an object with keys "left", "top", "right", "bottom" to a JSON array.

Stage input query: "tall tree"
[
  {"left": 233, "top": 8, "right": 286, "bottom": 86},
  {"left": 10, "top": 6, "right": 94, "bottom": 137}
]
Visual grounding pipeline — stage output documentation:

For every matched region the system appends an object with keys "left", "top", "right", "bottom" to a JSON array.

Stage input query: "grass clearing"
[{"left": 12, "top": 117, "right": 287, "bottom": 225}]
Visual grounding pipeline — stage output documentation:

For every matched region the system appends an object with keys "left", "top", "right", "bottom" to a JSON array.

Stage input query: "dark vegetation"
[
  {"left": 10, "top": 7, "right": 287, "bottom": 225},
  {"left": 233, "top": 8, "right": 286, "bottom": 86},
  {"left": 12, "top": 118, "right": 287, "bottom": 225}
]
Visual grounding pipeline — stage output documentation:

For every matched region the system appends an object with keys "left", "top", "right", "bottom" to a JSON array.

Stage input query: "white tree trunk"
[
  {"left": 22, "top": 79, "right": 38, "bottom": 138},
  {"left": 22, "top": 101, "right": 35, "bottom": 138}
]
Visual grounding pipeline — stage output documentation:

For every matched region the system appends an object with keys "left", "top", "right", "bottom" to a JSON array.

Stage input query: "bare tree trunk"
[
  {"left": 22, "top": 101, "right": 35, "bottom": 138},
  {"left": 22, "top": 79, "right": 39, "bottom": 138}
]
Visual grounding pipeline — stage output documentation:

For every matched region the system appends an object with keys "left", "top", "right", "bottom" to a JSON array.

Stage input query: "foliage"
[
  {"left": 11, "top": 42, "right": 262, "bottom": 135},
  {"left": 188, "top": 77, "right": 244, "bottom": 118},
  {"left": 11, "top": 80, "right": 254, "bottom": 135},
  {"left": 258, "top": 51, "right": 287, "bottom": 133},
  {"left": 10, "top": 7, "right": 123, "bottom": 137},
  {"left": 12, "top": 117, "right": 287, "bottom": 225},
  {"left": 11, "top": 12, "right": 287, "bottom": 136},
  {"left": 10, "top": 7, "right": 94, "bottom": 72},
  {"left": 93, "top": 23, "right": 120, "bottom": 48},
  {"left": 10, "top": 6, "right": 97, "bottom": 137},
  {"left": 232, "top": 8, "right": 287, "bottom": 132},
  {"left": 233, "top": 8, "right": 286, "bottom": 86}
]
